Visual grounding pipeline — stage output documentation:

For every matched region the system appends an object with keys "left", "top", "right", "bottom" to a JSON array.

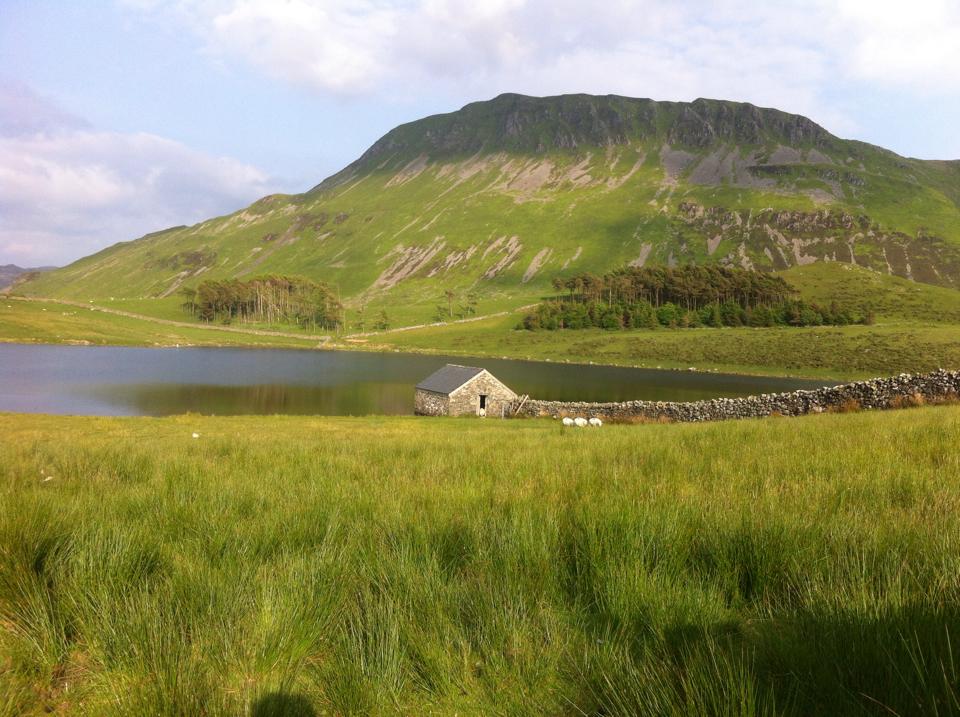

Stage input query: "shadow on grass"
[
  {"left": 574, "top": 603, "right": 960, "bottom": 716},
  {"left": 251, "top": 692, "right": 317, "bottom": 717}
]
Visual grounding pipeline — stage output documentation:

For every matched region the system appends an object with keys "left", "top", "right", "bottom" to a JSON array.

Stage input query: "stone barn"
[{"left": 414, "top": 364, "right": 518, "bottom": 417}]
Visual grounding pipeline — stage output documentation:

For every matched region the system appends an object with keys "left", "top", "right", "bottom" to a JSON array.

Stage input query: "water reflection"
[
  {"left": 89, "top": 382, "right": 413, "bottom": 416},
  {"left": 0, "top": 343, "right": 833, "bottom": 417}
]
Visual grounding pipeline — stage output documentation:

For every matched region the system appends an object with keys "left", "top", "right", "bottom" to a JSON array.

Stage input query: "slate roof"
[{"left": 416, "top": 364, "right": 485, "bottom": 394}]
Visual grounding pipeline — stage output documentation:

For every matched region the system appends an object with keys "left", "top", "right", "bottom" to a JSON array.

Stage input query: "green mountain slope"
[{"left": 18, "top": 93, "right": 960, "bottom": 323}]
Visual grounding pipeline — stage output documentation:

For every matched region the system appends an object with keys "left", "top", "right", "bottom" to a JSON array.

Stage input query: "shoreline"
[
  {"left": 6, "top": 294, "right": 955, "bottom": 383},
  {"left": 0, "top": 294, "right": 873, "bottom": 381},
  {"left": 0, "top": 335, "right": 853, "bottom": 383}
]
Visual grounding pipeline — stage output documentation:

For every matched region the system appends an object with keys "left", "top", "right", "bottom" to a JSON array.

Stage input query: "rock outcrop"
[{"left": 675, "top": 203, "right": 960, "bottom": 287}]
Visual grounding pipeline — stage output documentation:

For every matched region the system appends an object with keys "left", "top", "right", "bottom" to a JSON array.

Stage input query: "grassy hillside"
[
  {"left": 377, "top": 313, "right": 960, "bottom": 379},
  {"left": 781, "top": 261, "right": 960, "bottom": 323},
  {"left": 364, "top": 263, "right": 960, "bottom": 379},
  {"left": 2, "top": 408, "right": 960, "bottom": 715},
  {"left": 0, "top": 300, "right": 324, "bottom": 349},
  {"left": 4, "top": 262, "right": 960, "bottom": 379},
  {"left": 16, "top": 94, "right": 960, "bottom": 328}
]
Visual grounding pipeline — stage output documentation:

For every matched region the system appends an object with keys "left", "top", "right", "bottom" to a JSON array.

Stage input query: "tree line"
[
  {"left": 523, "top": 265, "right": 872, "bottom": 330},
  {"left": 551, "top": 265, "right": 795, "bottom": 310},
  {"left": 180, "top": 275, "right": 342, "bottom": 329}
]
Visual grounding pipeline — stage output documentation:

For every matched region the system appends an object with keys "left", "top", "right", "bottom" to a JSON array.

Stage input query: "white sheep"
[
  {"left": 574, "top": 417, "right": 588, "bottom": 427},
  {"left": 588, "top": 417, "right": 603, "bottom": 427},
  {"left": 561, "top": 417, "right": 574, "bottom": 426}
]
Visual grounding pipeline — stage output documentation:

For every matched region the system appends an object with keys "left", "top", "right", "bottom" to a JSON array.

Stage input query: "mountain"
[
  {"left": 18, "top": 93, "right": 960, "bottom": 323},
  {"left": 0, "top": 264, "right": 55, "bottom": 291}
]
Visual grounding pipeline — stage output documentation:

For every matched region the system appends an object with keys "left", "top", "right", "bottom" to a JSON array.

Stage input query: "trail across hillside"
[
  {"left": 343, "top": 305, "right": 535, "bottom": 339},
  {"left": 5, "top": 295, "right": 532, "bottom": 344},
  {"left": 6, "top": 296, "right": 333, "bottom": 343}
]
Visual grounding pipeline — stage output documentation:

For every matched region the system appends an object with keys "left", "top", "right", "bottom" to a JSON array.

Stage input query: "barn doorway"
[{"left": 478, "top": 394, "right": 487, "bottom": 416}]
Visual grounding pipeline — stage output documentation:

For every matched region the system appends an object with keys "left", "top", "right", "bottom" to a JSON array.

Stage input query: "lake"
[{"left": 0, "top": 344, "right": 833, "bottom": 417}]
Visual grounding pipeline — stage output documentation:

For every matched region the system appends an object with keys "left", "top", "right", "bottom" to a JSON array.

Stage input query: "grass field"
[
  {"left": 0, "top": 300, "right": 322, "bottom": 350},
  {"left": 363, "top": 265, "right": 960, "bottom": 379},
  {"left": 2, "top": 408, "right": 960, "bottom": 715},
  {"left": 780, "top": 263, "right": 960, "bottom": 324},
  {"left": 4, "top": 296, "right": 960, "bottom": 380},
  {"left": 377, "top": 313, "right": 960, "bottom": 379},
  {"left": 4, "top": 263, "right": 960, "bottom": 380}
]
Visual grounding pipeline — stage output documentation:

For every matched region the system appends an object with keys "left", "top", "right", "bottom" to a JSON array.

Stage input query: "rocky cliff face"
[
  {"left": 317, "top": 93, "right": 843, "bottom": 190},
  {"left": 673, "top": 203, "right": 960, "bottom": 287}
]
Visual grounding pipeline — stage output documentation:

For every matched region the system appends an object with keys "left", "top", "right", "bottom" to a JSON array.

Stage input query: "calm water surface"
[{"left": 0, "top": 344, "right": 833, "bottom": 416}]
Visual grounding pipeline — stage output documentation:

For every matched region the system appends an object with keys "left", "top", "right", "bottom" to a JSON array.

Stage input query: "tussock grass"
[{"left": 2, "top": 409, "right": 960, "bottom": 715}]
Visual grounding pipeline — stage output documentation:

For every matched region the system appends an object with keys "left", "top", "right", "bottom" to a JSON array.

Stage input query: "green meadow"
[
  {"left": 0, "top": 300, "right": 322, "bottom": 350},
  {"left": 377, "top": 312, "right": 960, "bottom": 380},
  {"left": 4, "top": 263, "right": 960, "bottom": 381},
  {"left": 2, "top": 408, "right": 960, "bottom": 715},
  {"left": 371, "top": 264, "right": 960, "bottom": 380},
  {"left": 6, "top": 81, "right": 960, "bottom": 717}
]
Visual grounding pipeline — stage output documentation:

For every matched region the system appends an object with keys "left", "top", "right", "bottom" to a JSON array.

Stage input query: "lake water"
[{"left": 0, "top": 344, "right": 833, "bottom": 417}]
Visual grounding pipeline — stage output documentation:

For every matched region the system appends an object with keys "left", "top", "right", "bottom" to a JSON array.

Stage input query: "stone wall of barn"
[
  {"left": 510, "top": 369, "right": 960, "bottom": 423},
  {"left": 448, "top": 374, "right": 517, "bottom": 417},
  {"left": 414, "top": 389, "right": 450, "bottom": 416}
]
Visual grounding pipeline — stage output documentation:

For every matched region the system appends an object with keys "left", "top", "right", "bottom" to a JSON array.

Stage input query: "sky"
[{"left": 2, "top": 0, "right": 960, "bottom": 267}]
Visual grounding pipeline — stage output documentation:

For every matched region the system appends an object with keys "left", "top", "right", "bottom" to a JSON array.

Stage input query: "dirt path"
[
  {"left": 8, "top": 295, "right": 534, "bottom": 343},
  {"left": 343, "top": 304, "right": 535, "bottom": 338},
  {"left": 8, "top": 296, "right": 333, "bottom": 343}
]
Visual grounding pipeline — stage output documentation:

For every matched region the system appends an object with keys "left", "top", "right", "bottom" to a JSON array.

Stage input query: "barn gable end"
[{"left": 414, "top": 364, "right": 517, "bottom": 417}]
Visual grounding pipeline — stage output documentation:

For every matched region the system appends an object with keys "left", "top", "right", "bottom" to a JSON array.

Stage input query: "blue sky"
[{"left": 2, "top": 0, "right": 959, "bottom": 266}]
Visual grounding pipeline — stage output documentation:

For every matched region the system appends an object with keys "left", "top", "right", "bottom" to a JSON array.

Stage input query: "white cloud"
[
  {"left": 833, "top": 0, "right": 960, "bottom": 91},
  {"left": 209, "top": 0, "right": 398, "bottom": 93},
  {"left": 186, "top": 0, "right": 699, "bottom": 96},
  {"left": 122, "top": 0, "right": 960, "bottom": 138},
  {"left": 0, "top": 83, "right": 279, "bottom": 266}
]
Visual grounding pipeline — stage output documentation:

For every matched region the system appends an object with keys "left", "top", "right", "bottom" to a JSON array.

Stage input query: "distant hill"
[
  {"left": 18, "top": 93, "right": 960, "bottom": 322},
  {"left": 0, "top": 264, "right": 55, "bottom": 291}
]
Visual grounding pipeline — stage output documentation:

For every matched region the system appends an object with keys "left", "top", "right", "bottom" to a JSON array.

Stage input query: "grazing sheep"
[
  {"left": 192, "top": 432, "right": 200, "bottom": 439},
  {"left": 561, "top": 417, "right": 574, "bottom": 426},
  {"left": 574, "top": 417, "right": 588, "bottom": 427},
  {"left": 588, "top": 417, "right": 603, "bottom": 427}
]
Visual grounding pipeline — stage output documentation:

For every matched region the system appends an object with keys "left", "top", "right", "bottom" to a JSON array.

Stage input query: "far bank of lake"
[{"left": 0, "top": 343, "right": 833, "bottom": 417}]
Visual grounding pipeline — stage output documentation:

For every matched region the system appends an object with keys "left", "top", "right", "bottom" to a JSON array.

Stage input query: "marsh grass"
[{"left": 2, "top": 409, "right": 960, "bottom": 715}]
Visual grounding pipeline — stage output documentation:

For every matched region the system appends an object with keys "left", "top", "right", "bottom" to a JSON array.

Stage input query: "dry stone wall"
[
  {"left": 511, "top": 370, "right": 960, "bottom": 423},
  {"left": 414, "top": 389, "right": 449, "bottom": 416}
]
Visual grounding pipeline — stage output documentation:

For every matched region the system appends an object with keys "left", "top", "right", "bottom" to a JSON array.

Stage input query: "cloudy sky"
[{"left": 2, "top": 0, "right": 959, "bottom": 267}]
